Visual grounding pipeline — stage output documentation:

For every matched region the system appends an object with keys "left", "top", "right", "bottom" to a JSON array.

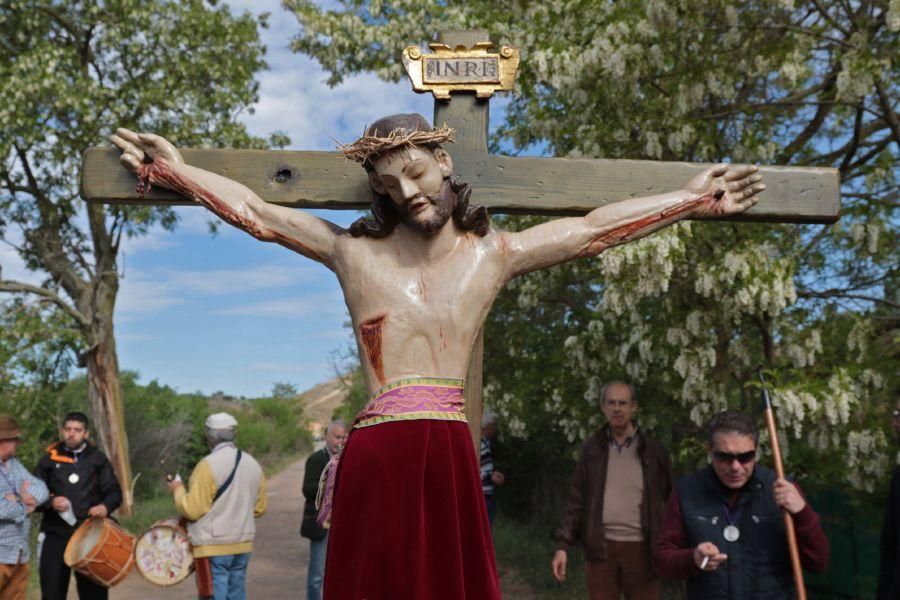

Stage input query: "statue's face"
[{"left": 370, "top": 146, "right": 455, "bottom": 236}]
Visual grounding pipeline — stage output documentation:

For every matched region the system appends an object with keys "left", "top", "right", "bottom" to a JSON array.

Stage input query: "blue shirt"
[{"left": 0, "top": 456, "right": 49, "bottom": 564}]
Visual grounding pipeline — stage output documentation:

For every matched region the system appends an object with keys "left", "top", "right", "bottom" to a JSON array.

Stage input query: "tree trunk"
[{"left": 82, "top": 305, "right": 133, "bottom": 517}]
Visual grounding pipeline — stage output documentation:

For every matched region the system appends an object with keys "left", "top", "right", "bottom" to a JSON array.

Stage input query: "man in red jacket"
[{"left": 655, "top": 410, "right": 829, "bottom": 599}]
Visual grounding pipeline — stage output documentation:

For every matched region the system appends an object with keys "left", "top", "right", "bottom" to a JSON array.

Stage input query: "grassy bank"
[
  {"left": 493, "top": 514, "right": 588, "bottom": 598},
  {"left": 494, "top": 514, "right": 687, "bottom": 600}
]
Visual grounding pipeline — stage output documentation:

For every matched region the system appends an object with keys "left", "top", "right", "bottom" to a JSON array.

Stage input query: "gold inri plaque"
[{"left": 402, "top": 42, "right": 520, "bottom": 100}]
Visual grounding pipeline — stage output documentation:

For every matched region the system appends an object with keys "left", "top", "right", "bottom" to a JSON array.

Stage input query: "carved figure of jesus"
[{"left": 111, "top": 113, "right": 763, "bottom": 599}]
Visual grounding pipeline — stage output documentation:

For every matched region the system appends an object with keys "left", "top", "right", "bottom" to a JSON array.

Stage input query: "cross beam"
[{"left": 81, "top": 148, "right": 840, "bottom": 224}]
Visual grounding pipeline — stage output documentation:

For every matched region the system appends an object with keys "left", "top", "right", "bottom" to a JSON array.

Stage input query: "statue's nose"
[{"left": 397, "top": 178, "right": 420, "bottom": 202}]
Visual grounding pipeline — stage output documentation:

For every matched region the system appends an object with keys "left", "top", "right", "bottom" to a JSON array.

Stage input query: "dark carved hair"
[
  {"left": 707, "top": 410, "right": 759, "bottom": 446},
  {"left": 63, "top": 411, "right": 90, "bottom": 430},
  {"left": 350, "top": 172, "right": 490, "bottom": 238}
]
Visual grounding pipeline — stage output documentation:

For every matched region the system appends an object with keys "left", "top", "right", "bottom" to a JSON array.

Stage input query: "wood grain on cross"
[{"left": 81, "top": 31, "right": 840, "bottom": 447}]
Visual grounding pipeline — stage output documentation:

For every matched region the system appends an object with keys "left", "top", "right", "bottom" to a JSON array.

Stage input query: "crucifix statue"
[{"left": 86, "top": 30, "right": 839, "bottom": 599}]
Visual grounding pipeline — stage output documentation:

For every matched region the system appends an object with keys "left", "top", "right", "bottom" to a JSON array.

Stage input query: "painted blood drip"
[
  {"left": 360, "top": 315, "right": 386, "bottom": 384},
  {"left": 580, "top": 191, "right": 720, "bottom": 257},
  {"left": 137, "top": 161, "right": 322, "bottom": 262}
]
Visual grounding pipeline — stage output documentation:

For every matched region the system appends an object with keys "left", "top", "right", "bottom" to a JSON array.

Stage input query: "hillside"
[{"left": 295, "top": 377, "right": 348, "bottom": 435}]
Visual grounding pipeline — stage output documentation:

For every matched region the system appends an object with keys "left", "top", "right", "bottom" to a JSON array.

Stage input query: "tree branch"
[
  {"left": 838, "top": 105, "right": 864, "bottom": 175},
  {"left": 777, "top": 73, "right": 838, "bottom": 163},
  {"left": 797, "top": 290, "right": 898, "bottom": 309},
  {"left": 874, "top": 81, "right": 900, "bottom": 151},
  {"left": 12, "top": 144, "right": 89, "bottom": 302},
  {"left": 0, "top": 280, "right": 91, "bottom": 328}
]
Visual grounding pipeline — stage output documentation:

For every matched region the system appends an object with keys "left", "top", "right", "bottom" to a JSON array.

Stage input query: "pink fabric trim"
[{"left": 316, "top": 379, "right": 465, "bottom": 527}]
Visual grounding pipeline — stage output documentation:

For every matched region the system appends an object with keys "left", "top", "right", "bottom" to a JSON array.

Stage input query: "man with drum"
[
  {"left": 1, "top": 414, "right": 49, "bottom": 600},
  {"left": 34, "top": 412, "right": 122, "bottom": 600},
  {"left": 168, "top": 412, "right": 267, "bottom": 600}
]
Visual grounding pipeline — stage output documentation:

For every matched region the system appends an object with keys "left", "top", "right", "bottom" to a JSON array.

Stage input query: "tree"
[
  {"left": 271, "top": 382, "right": 300, "bottom": 399},
  {"left": 286, "top": 0, "right": 898, "bottom": 500},
  {"left": 0, "top": 0, "right": 284, "bottom": 514}
]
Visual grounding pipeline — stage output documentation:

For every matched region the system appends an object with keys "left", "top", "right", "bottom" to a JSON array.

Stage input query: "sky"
[{"left": 106, "top": 0, "right": 516, "bottom": 398}]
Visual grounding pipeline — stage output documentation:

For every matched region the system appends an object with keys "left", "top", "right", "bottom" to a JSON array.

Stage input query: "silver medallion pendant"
[
  {"left": 68, "top": 473, "right": 80, "bottom": 484},
  {"left": 723, "top": 524, "right": 740, "bottom": 542}
]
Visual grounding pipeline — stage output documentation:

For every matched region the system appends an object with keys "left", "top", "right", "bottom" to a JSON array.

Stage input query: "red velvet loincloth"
[{"left": 322, "top": 418, "right": 501, "bottom": 599}]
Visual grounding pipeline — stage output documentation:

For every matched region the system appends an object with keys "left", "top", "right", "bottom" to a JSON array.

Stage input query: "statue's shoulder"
[{"left": 331, "top": 227, "right": 399, "bottom": 265}]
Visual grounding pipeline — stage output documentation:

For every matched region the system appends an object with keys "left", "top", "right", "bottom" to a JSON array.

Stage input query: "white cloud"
[
  {"left": 215, "top": 292, "right": 347, "bottom": 318},
  {"left": 241, "top": 360, "right": 331, "bottom": 374},
  {"left": 116, "top": 274, "right": 184, "bottom": 315},
  {"left": 0, "top": 241, "right": 46, "bottom": 287},
  {"left": 116, "top": 261, "right": 326, "bottom": 315},
  {"left": 227, "top": 0, "right": 433, "bottom": 150},
  {"left": 166, "top": 264, "right": 318, "bottom": 295}
]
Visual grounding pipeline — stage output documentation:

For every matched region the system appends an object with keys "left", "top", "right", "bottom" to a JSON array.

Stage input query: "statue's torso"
[{"left": 334, "top": 229, "right": 507, "bottom": 393}]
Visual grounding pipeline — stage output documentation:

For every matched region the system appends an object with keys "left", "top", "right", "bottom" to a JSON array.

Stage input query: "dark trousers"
[
  {"left": 39, "top": 532, "right": 107, "bottom": 600},
  {"left": 585, "top": 539, "right": 660, "bottom": 600},
  {"left": 484, "top": 494, "right": 497, "bottom": 526}
]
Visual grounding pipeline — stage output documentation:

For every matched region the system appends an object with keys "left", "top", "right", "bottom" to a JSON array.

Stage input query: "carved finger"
[
  {"left": 707, "top": 163, "right": 729, "bottom": 179},
  {"left": 115, "top": 128, "right": 142, "bottom": 145},
  {"left": 723, "top": 164, "right": 758, "bottom": 181},
  {"left": 119, "top": 154, "right": 142, "bottom": 172},
  {"left": 737, "top": 196, "right": 760, "bottom": 211},
  {"left": 138, "top": 133, "right": 182, "bottom": 163},
  {"left": 748, "top": 183, "right": 766, "bottom": 197},
  {"left": 109, "top": 134, "right": 145, "bottom": 161},
  {"left": 727, "top": 173, "right": 763, "bottom": 192}
]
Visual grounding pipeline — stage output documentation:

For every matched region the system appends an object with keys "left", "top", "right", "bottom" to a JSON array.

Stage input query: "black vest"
[{"left": 678, "top": 466, "right": 793, "bottom": 600}]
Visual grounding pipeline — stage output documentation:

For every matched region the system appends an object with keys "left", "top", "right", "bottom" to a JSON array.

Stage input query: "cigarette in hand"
[{"left": 700, "top": 555, "right": 710, "bottom": 570}]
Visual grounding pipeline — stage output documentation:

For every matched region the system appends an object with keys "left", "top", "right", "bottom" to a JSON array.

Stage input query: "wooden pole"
[
  {"left": 760, "top": 372, "right": 807, "bottom": 600},
  {"left": 433, "top": 30, "right": 491, "bottom": 451}
]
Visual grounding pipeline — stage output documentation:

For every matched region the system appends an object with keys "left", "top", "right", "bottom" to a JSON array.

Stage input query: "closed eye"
[{"left": 404, "top": 160, "right": 426, "bottom": 179}]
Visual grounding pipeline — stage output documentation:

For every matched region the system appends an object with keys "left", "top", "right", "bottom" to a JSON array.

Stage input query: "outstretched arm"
[
  {"left": 501, "top": 164, "right": 764, "bottom": 280},
  {"left": 110, "top": 129, "right": 342, "bottom": 269}
]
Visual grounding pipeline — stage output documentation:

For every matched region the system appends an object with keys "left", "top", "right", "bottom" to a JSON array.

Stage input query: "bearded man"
[{"left": 111, "top": 113, "right": 764, "bottom": 599}]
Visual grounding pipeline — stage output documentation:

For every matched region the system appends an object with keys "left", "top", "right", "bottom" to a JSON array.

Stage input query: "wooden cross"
[{"left": 81, "top": 30, "right": 840, "bottom": 446}]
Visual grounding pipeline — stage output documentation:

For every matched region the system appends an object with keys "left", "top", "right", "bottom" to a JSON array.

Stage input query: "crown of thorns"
[{"left": 338, "top": 124, "right": 455, "bottom": 166}]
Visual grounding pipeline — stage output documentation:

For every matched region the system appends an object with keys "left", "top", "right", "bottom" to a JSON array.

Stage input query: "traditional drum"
[
  {"left": 134, "top": 517, "right": 195, "bottom": 586},
  {"left": 63, "top": 517, "right": 136, "bottom": 588}
]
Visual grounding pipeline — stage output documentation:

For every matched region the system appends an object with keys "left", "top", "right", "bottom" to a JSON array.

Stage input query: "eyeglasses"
[{"left": 712, "top": 450, "right": 756, "bottom": 465}]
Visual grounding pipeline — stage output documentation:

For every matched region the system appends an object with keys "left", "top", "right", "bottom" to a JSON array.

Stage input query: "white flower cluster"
[
  {"left": 823, "top": 369, "right": 858, "bottom": 426},
  {"left": 784, "top": 329, "right": 823, "bottom": 369},
  {"left": 773, "top": 388, "right": 819, "bottom": 438},
  {"left": 890, "top": 0, "right": 900, "bottom": 31},
  {"left": 846, "top": 429, "right": 889, "bottom": 492},
  {"left": 847, "top": 319, "right": 872, "bottom": 360}
]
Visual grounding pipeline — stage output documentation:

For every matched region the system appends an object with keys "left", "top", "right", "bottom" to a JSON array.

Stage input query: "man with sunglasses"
[{"left": 655, "top": 410, "right": 829, "bottom": 599}]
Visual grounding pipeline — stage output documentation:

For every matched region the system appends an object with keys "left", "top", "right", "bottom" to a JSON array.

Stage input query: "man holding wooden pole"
[{"left": 655, "top": 410, "right": 829, "bottom": 599}]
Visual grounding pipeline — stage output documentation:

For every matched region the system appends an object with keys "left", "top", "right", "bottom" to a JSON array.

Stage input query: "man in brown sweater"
[{"left": 552, "top": 381, "right": 674, "bottom": 600}]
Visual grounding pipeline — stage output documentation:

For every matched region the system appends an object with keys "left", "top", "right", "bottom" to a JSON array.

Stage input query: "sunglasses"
[{"left": 712, "top": 450, "right": 756, "bottom": 465}]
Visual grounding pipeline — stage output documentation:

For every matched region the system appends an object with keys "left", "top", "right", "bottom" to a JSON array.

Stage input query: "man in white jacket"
[{"left": 168, "top": 413, "right": 267, "bottom": 600}]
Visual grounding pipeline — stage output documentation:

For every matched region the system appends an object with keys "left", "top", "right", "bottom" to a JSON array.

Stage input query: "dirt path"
[{"left": 108, "top": 457, "right": 309, "bottom": 599}]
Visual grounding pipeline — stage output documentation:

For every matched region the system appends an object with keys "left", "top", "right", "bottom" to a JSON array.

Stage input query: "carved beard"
[{"left": 397, "top": 178, "right": 456, "bottom": 237}]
